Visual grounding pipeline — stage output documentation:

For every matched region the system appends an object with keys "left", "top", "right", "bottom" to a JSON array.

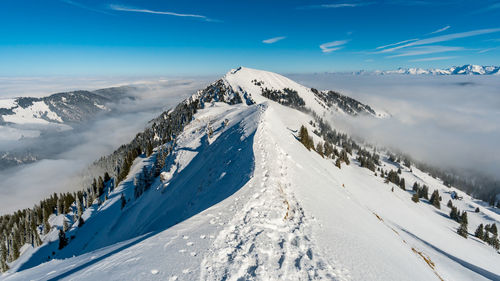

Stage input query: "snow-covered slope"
[
  {"left": 224, "top": 67, "right": 385, "bottom": 117},
  {"left": 373, "top": 64, "right": 500, "bottom": 76},
  {"left": 0, "top": 90, "right": 124, "bottom": 126},
  {"left": 1, "top": 67, "right": 499, "bottom": 281}
]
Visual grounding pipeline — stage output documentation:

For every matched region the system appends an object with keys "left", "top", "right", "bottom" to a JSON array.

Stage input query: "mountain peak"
[{"left": 222, "top": 67, "right": 383, "bottom": 117}]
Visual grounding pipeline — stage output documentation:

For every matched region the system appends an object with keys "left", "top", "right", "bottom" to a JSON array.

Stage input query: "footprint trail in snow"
[{"left": 201, "top": 118, "right": 350, "bottom": 281}]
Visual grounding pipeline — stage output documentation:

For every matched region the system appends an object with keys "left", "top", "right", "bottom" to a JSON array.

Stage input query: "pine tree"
[
  {"left": 412, "top": 182, "right": 419, "bottom": 192},
  {"left": 419, "top": 185, "right": 429, "bottom": 199},
  {"left": 298, "top": 125, "right": 312, "bottom": 150},
  {"left": 461, "top": 212, "right": 468, "bottom": 226},
  {"left": 146, "top": 141, "right": 153, "bottom": 157},
  {"left": 492, "top": 237, "right": 500, "bottom": 250},
  {"left": 411, "top": 193, "right": 419, "bottom": 203},
  {"left": 449, "top": 206, "right": 459, "bottom": 221},
  {"left": 429, "top": 190, "right": 441, "bottom": 209},
  {"left": 491, "top": 223, "right": 498, "bottom": 236},
  {"left": 58, "top": 229, "right": 68, "bottom": 250},
  {"left": 475, "top": 224, "right": 484, "bottom": 240},
  {"left": 11, "top": 233, "right": 20, "bottom": 260},
  {"left": 63, "top": 220, "right": 69, "bottom": 232},
  {"left": 335, "top": 158, "right": 341, "bottom": 169},
  {"left": 78, "top": 217, "right": 85, "bottom": 227},
  {"left": 397, "top": 167, "right": 402, "bottom": 174},
  {"left": 76, "top": 199, "right": 83, "bottom": 219},
  {"left": 0, "top": 239, "right": 9, "bottom": 272},
  {"left": 57, "top": 198, "right": 63, "bottom": 215},
  {"left": 483, "top": 231, "right": 490, "bottom": 243},
  {"left": 447, "top": 200, "right": 453, "bottom": 208},
  {"left": 104, "top": 172, "right": 111, "bottom": 183},
  {"left": 340, "top": 149, "right": 350, "bottom": 165},
  {"left": 98, "top": 176, "right": 104, "bottom": 197},
  {"left": 457, "top": 221, "right": 468, "bottom": 238},
  {"left": 121, "top": 194, "right": 127, "bottom": 210},
  {"left": 323, "top": 142, "right": 334, "bottom": 158},
  {"left": 399, "top": 178, "right": 405, "bottom": 190},
  {"left": 316, "top": 142, "right": 324, "bottom": 157}
]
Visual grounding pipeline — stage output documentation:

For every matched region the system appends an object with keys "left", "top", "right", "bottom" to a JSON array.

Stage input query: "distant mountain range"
[{"left": 355, "top": 65, "right": 500, "bottom": 75}]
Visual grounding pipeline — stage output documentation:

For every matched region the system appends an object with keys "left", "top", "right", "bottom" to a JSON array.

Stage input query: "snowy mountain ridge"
[
  {"left": 0, "top": 88, "right": 136, "bottom": 126},
  {"left": 223, "top": 67, "right": 387, "bottom": 118},
  {"left": 1, "top": 67, "right": 499, "bottom": 281},
  {"left": 367, "top": 64, "right": 500, "bottom": 75}
]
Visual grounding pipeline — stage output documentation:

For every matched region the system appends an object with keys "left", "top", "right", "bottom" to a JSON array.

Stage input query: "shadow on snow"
[{"left": 17, "top": 110, "right": 257, "bottom": 279}]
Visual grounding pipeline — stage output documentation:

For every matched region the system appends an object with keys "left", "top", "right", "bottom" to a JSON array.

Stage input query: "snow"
[
  {"left": 2, "top": 101, "right": 63, "bottom": 124},
  {"left": 2, "top": 68, "right": 500, "bottom": 281},
  {"left": 224, "top": 67, "right": 329, "bottom": 115},
  {"left": 0, "top": 99, "right": 16, "bottom": 109},
  {"left": 375, "top": 65, "right": 500, "bottom": 76}
]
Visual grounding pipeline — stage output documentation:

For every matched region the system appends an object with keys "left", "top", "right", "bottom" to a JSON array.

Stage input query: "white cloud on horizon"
[
  {"left": 262, "top": 36, "right": 286, "bottom": 44},
  {"left": 429, "top": 25, "right": 451, "bottom": 34},
  {"left": 320, "top": 40, "right": 349, "bottom": 53},
  {"left": 108, "top": 4, "right": 217, "bottom": 21}
]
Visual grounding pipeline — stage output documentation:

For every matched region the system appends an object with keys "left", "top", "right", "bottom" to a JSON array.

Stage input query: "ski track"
[{"left": 200, "top": 117, "right": 349, "bottom": 281}]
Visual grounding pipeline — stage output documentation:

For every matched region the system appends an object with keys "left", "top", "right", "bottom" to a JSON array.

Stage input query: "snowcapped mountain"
[
  {"left": 372, "top": 64, "right": 500, "bottom": 75},
  {"left": 1, "top": 67, "right": 499, "bottom": 281},
  {"left": 0, "top": 86, "right": 138, "bottom": 170},
  {"left": 0, "top": 88, "right": 135, "bottom": 126}
]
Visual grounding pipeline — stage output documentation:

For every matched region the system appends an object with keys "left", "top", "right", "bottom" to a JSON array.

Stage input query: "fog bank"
[
  {"left": 290, "top": 73, "right": 500, "bottom": 181},
  {"left": 0, "top": 77, "right": 212, "bottom": 214}
]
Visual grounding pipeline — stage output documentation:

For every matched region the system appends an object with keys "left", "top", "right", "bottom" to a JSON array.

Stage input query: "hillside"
[
  {"left": 0, "top": 86, "right": 139, "bottom": 170},
  {"left": 1, "top": 67, "right": 499, "bottom": 281}
]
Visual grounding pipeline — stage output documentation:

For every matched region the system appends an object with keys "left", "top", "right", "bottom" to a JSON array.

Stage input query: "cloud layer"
[
  {"left": 0, "top": 78, "right": 212, "bottom": 214},
  {"left": 289, "top": 73, "right": 500, "bottom": 182}
]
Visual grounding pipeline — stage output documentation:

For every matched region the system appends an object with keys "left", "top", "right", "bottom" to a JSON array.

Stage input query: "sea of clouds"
[
  {"left": 0, "top": 76, "right": 214, "bottom": 214},
  {"left": 290, "top": 73, "right": 500, "bottom": 183}
]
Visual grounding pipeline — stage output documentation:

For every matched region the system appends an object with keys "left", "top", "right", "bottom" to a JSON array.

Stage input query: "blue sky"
[{"left": 0, "top": 0, "right": 499, "bottom": 75}]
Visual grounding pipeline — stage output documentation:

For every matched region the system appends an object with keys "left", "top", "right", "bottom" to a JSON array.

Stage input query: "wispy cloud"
[
  {"left": 429, "top": 25, "right": 450, "bottom": 34},
  {"left": 60, "top": 0, "right": 110, "bottom": 14},
  {"left": 478, "top": 48, "right": 496, "bottom": 54},
  {"left": 378, "top": 28, "right": 500, "bottom": 53},
  {"left": 474, "top": 3, "right": 500, "bottom": 14},
  {"left": 108, "top": 4, "right": 217, "bottom": 21},
  {"left": 320, "top": 40, "right": 349, "bottom": 53},
  {"left": 376, "top": 38, "right": 419, "bottom": 50},
  {"left": 298, "top": 3, "right": 371, "bottom": 9},
  {"left": 262, "top": 36, "right": 286, "bottom": 44},
  {"left": 409, "top": 56, "right": 456, "bottom": 62},
  {"left": 386, "top": 45, "right": 464, "bottom": 58}
]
